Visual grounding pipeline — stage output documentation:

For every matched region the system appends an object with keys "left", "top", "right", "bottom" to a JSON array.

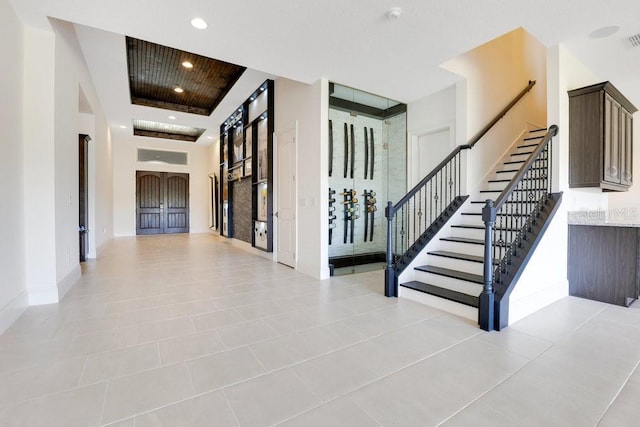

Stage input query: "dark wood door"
[
  {"left": 79, "top": 134, "right": 90, "bottom": 261},
  {"left": 136, "top": 171, "right": 189, "bottom": 235}
]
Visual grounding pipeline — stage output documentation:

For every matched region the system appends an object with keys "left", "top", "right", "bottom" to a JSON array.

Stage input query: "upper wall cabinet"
[{"left": 569, "top": 81, "right": 637, "bottom": 192}]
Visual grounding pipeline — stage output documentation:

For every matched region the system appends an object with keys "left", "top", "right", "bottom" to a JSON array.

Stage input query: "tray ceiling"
[
  {"left": 132, "top": 119, "right": 205, "bottom": 142},
  {"left": 126, "top": 37, "right": 246, "bottom": 116}
]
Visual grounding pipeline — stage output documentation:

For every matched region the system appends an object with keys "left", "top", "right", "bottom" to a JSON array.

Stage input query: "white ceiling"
[{"left": 11, "top": 0, "right": 640, "bottom": 145}]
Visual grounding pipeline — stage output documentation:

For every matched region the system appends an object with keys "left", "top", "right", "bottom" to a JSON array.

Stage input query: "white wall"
[
  {"left": 20, "top": 18, "right": 113, "bottom": 306},
  {"left": 22, "top": 26, "right": 58, "bottom": 305},
  {"left": 407, "top": 84, "right": 458, "bottom": 187},
  {"left": 442, "top": 28, "right": 547, "bottom": 193},
  {"left": 112, "top": 136, "right": 212, "bottom": 236},
  {"left": 275, "top": 78, "right": 327, "bottom": 279},
  {"left": 508, "top": 45, "right": 607, "bottom": 324},
  {"left": 0, "top": 0, "right": 28, "bottom": 332}
]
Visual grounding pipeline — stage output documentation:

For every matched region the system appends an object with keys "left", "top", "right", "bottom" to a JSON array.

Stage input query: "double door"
[{"left": 136, "top": 171, "right": 189, "bottom": 235}]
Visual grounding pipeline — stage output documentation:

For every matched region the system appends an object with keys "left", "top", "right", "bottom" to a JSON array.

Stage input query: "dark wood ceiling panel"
[{"left": 126, "top": 37, "right": 246, "bottom": 116}]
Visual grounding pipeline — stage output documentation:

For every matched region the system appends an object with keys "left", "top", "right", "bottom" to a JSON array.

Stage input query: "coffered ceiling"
[{"left": 10, "top": 0, "right": 640, "bottom": 145}]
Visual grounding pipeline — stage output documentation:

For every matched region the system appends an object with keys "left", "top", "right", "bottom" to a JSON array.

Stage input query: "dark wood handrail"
[
  {"left": 467, "top": 80, "right": 537, "bottom": 148},
  {"left": 494, "top": 124, "right": 558, "bottom": 209},
  {"left": 390, "top": 80, "right": 537, "bottom": 213}
]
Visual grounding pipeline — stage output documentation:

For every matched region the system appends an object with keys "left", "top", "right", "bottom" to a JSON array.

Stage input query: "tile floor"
[{"left": 1, "top": 233, "right": 639, "bottom": 426}]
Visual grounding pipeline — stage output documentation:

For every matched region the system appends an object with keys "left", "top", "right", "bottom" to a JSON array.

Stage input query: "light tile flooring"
[{"left": 1, "top": 234, "right": 639, "bottom": 426}]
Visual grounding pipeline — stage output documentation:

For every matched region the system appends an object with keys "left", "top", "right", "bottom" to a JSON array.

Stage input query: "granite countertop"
[{"left": 568, "top": 211, "right": 640, "bottom": 227}]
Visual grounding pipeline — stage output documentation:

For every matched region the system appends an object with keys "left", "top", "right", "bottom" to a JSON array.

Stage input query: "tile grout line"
[
  {"left": 593, "top": 357, "right": 640, "bottom": 426},
  {"left": 271, "top": 329, "right": 483, "bottom": 426},
  {"left": 435, "top": 305, "right": 610, "bottom": 426}
]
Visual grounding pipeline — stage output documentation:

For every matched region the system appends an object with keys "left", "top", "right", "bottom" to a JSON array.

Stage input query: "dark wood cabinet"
[
  {"left": 568, "top": 225, "right": 640, "bottom": 307},
  {"left": 568, "top": 82, "right": 637, "bottom": 192}
]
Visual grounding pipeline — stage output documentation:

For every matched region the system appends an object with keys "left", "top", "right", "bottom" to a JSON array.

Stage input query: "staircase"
[
  {"left": 400, "top": 128, "right": 548, "bottom": 313},
  {"left": 383, "top": 80, "right": 564, "bottom": 331}
]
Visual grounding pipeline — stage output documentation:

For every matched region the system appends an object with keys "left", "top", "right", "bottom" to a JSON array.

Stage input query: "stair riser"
[
  {"left": 510, "top": 153, "right": 532, "bottom": 161},
  {"left": 516, "top": 144, "right": 537, "bottom": 154},
  {"left": 399, "top": 288, "right": 478, "bottom": 322},
  {"left": 413, "top": 270, "right": 482, "bottom": 295},
  {"left": 450, "top": 227, "right": 485, "bottom": 240},
  {"left": 486, "top": 181, "right": 508, "bottom": 191},
  {"left": 496, "top": 171, "right": 517, "bottom": 180},
  {"left": 500, "top": 162, "right": 524, "bottom": 172},
  {"left": 437, "top": 240, "right": 485, "bottom": 257},
  {"left": 426, "top": 255, "right": 483, "bottom": 276}
]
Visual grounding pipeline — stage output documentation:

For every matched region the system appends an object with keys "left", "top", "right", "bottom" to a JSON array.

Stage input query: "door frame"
[{"left": 79, "top": 134, "right": 91, "bottom": 261}]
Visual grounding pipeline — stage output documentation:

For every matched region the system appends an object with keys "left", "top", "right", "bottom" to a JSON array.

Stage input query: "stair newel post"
[
  {"left": 479, "top": 199, "right": 496, "bottom": 331},
  {"left": 385, "top": 201, "right": 397, "bottom": 297}
]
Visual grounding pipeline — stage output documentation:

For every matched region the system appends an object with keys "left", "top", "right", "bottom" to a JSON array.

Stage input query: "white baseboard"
[
  {"left": 0, "top": 291, "right": 28, "bottom": 335},
  {"left": 57, "top": 264, "right": 81, "bottom": 301},
  {"left": 27, "top": 264, "right": 81, "bottom": 306},
  {"left": 228, "top": 237, "right": 276, "bottom": 262},
  {"left": 508, "top": 279, "right": 569, "bottom": 325}
]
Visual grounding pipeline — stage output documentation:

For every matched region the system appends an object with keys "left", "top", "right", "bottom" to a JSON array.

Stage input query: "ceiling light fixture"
[
  {"left": 190, "top": 17, "right": 208, "bottom": 30},
  {"left": 589, "top": 25, "right": 620, "bottom": 39},
  {"left": 168, "top": 115, "right": 176, "bottom": 120},
  {"left": 182, "top": 61, "right": 193, "bottom": 69},
  {"left": 174, "top": 86, "right": 184, "bottom": 93},
  {"left": 119, "top": 125, "right": 126, "bottom": 129},
  {"left": 387, "top": 7, "right": 402, "bottom": 19}
]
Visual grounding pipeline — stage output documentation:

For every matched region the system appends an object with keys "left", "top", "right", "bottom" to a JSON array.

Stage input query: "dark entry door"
[
  {"left": 136, "top": 171, "right": 189, "bottom": 235},
  {"left": 79, "top": 134, "right": 90, "bottom": 261}
]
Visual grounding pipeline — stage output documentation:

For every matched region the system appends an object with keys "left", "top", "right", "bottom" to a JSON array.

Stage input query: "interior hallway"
[{"left": 0, "top": 234, "right": 638, "bottom": 426}]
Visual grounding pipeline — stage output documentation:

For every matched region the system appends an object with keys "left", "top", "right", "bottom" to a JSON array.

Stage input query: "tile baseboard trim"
[{"left": 0, "top": 290, "right": 28, "bottom": 334}]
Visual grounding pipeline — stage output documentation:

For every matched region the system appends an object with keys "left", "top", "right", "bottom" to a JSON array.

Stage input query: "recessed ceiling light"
[
  {"left": 589, "top": 25, "right": 620, "bottom": 39},
  {"left": 182, "top": 61, "right": 193, "bottom": 69},
  {"left": 190, "top": 17, "right": 208, "bottom": 30},
  {"left": 168, "top": 115, "right": 176, "bottom": 120},
  {"left": 119, "top": 125, "right": 126, "bottom": 129},
  {"left": 207, "top": 136, "right": 214, "bottom": 140},
  {"left": 174, "top": 87, "right": 184, "bottom": 93}
]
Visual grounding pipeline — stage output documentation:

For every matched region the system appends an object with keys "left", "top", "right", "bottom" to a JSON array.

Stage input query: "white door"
[
  {"left": 276, "top": 126, "right": 297, "bottom": 267},
  {"left": 409, "top": 127, "right": 453, "bottom": 187}
]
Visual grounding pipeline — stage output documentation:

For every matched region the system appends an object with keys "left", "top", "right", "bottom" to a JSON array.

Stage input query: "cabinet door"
[
  {"left": 621, "top": 109, "right": 633, "bottom": 186},
  {"left": 603, "top": 94, "right": 621, "bottom": 184}
]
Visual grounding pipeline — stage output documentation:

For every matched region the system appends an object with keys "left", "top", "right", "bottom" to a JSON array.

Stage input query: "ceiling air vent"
[{"left": 627, "top": 34, "right": 640, "bottom": 47}]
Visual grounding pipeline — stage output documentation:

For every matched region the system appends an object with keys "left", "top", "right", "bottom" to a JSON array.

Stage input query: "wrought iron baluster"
[{"left": 400, "top": 205, "right": 406, "bottom": 254}]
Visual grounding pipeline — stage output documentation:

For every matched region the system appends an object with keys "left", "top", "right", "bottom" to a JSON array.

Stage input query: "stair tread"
[
  {"left": 504, "top": 160, "right": 525, "bottom": 165},
  {"left": 441, "top": 236, "right": 511, "bottom": 247},
  {"left": 529, "top": 128, "right": 548, "bottom": 133},
  {"left": 480, "top": 188, "right": 532, "bottom": 193},
  {"left": 511, "top": 151, "right": 533, "bottom": 156},
  {"left": 496, "top": 169, "right": 520, "bottom": 174},
  {"left": 523, "top": 136, "right": 543, "bottom": 141},
  {"left": 440, "top": 236, "right": 484, "bottom": 245},
  {"left": 400, "top": 281, "right": 479, "bottom": 308},
  {"left": 414, "top": 265, "right": 483, "bottom": 284},
  {"left": 451, "top": 224, "right": 519, "bottom": 231},
  {"left": 428, "top": 250, "right": 498, "bottom": 264}
]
